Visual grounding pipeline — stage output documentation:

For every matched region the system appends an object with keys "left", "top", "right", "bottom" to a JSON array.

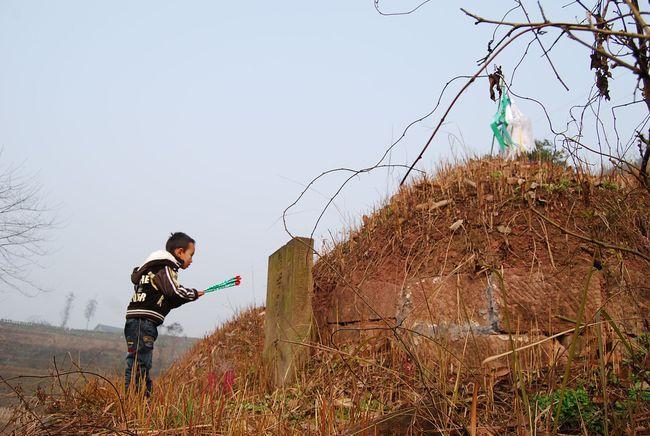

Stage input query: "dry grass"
[
  {"left": 4, "top": 157, "right": 649, "bottom": 435},
  {"left": 314, "top": 157, "right": 649, "bottom": 301}
]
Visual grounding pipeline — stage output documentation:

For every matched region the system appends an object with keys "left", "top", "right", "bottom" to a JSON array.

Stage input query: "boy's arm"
[{"left": 152, "top": 266, "right": 199, "bottom": 301}]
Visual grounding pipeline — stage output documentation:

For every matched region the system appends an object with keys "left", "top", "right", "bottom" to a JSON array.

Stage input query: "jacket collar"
[{"left": 140, "top": 250, "right": 181, "bottom": 269}]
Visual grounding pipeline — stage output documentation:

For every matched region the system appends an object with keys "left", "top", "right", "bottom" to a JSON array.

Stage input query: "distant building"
[{"left": 93, "top": 324, "right": 122, "bottom": 333}]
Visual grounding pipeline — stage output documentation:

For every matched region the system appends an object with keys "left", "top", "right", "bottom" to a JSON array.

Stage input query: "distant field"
[{"left": 0, "top": 321, "right": 197, "bottom": 407}]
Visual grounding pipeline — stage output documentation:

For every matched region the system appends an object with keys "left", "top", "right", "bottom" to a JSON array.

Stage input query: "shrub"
[
  {"left": 527, "top": 139, "right": 566, "bottom": 166},
  {"left": 536, "top": 387, "right": 603, "bottom": 433}
]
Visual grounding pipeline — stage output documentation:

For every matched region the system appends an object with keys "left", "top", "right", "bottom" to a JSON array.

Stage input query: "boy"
[{"left": 124, "top": 232, "right": 204, "bottom": 396}]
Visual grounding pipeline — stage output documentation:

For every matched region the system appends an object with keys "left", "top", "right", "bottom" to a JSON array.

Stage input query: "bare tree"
[
  {"left": 84, "top": 298, "right": 97, "bottom": 329},
  {"left": 60, "top": 292, "right": 75, "bottom": 329},
  {"left": 164, "top": 322, "right": 184, "bottom": 336},
  {"left": 0, "top": 158, "right": 54, "bottom": 293}
]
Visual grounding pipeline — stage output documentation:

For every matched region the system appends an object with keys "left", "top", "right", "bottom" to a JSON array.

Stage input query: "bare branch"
[
  {"left": 517, "top": 0, "right": 570, "bottom": 90},
  {"left": 373, "top": 0, "right": 432, "bottom": 17},
  {"left": 0, "top": 157, "right": 55, "bottom": 294}
]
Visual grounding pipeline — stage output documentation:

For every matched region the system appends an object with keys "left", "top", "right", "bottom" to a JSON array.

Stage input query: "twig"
[
  {"left": 482, "top": 319, "right": 616, "bottom": 364},
  {"left": 144, "top": 423, "right": 213, "bottom": 434},
  {"left": 0, "top": 374, "right": 52, "bottom": 436},
  {"left": 374, "top": 0, "right": 432, "bottom": 16},
  {"left": 5, "top": 369, "right": 131, "bottom": 433},
  {"left": 623, "top": 0, "right": 649, "bottom": 35},
  {"left": 530, "top": 208, "right": 650, "bottom": 262},
  {"left": 461, "top": 8, "right": 650, "bottom": 40},
  {"left": 517, "top": 0, "right": 570, "bottom": 90}
]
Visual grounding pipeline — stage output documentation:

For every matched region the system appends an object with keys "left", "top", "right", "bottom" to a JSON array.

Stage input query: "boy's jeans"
[{"left": 124, "top": 318, "right": 158, "bottom": 397}]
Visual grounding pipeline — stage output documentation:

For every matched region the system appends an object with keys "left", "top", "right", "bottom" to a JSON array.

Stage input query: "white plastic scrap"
[{"left": 504, "top": 103, "right": 534, "bottom": 160}]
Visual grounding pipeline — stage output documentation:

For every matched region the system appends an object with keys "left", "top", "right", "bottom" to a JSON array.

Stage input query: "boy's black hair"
[{"left": 166, "top": 232, "right": 196, "bottom": 253}]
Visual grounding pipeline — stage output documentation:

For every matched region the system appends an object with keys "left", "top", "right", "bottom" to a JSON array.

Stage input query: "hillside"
[
  {"left": 0, "top": 320, "right": 197, "bottom": 407},
  {"left": 9, "top": 157, "right": 650, "bottom": 434},
  {"left": 313, "top": 158, "right": 648, "bottom": 363}
]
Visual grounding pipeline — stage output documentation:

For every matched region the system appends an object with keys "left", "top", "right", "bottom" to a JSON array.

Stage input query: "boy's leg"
[
  {"left": 139, "top": 328, "right": 155, "bottom": 397},
  {"left": 124, "top": 319, "right": 137, "bottom": 392},
  {"left": 124, "top": 318, "right": 157, "bottom": 395},
  {"left": 142, "top": 338, "right": 154, "bottom": 397},
  {"left": 141, "top": 319, "right": 157, "bottom": 397}
]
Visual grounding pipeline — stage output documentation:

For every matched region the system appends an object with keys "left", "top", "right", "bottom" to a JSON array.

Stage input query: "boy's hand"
[{"left": 197, "top": 290, "right": 205, "bottom": 298}]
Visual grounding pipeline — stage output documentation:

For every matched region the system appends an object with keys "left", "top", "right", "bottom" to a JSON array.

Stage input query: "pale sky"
[{"left": 0, "top": 1, "right": 641, "bottom": 336}]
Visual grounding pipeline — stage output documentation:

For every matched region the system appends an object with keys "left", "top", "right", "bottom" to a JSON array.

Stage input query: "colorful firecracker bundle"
[{"left": 204, "top": 275, "right": 242, "bottom": 293}]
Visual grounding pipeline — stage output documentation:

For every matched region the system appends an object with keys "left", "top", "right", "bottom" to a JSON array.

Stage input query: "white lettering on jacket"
[{"left": 131, "top": 292, "right": 147, "bottom": 303}]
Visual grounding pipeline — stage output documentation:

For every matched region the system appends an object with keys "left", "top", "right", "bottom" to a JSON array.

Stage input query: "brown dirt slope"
[{"left": 313, "top": 158, "right": 649, "bottom": 364}]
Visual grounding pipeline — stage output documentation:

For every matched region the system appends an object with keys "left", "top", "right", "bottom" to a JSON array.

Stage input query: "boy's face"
[{"left": 174, "top": 242, "right": 195, "bottom": 269}]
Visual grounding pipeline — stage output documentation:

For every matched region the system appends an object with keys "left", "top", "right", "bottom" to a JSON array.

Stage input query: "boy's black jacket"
[{"left": 126, "top": 250, "right": 198, "bottom": 325}]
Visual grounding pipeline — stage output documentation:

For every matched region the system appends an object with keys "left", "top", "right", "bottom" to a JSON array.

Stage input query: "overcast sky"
[{"left": 0, "top": 1, "right": 641, "bottom": 336}]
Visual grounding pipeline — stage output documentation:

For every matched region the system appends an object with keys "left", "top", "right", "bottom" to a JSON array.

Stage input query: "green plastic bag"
[{"left": 490, "top": 88, "right": 513, "bottom": 152}]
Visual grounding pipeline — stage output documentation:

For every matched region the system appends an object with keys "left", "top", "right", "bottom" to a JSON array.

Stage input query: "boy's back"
[{"left": 127, "top": 249, "right": 198, "bottom": 324}]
